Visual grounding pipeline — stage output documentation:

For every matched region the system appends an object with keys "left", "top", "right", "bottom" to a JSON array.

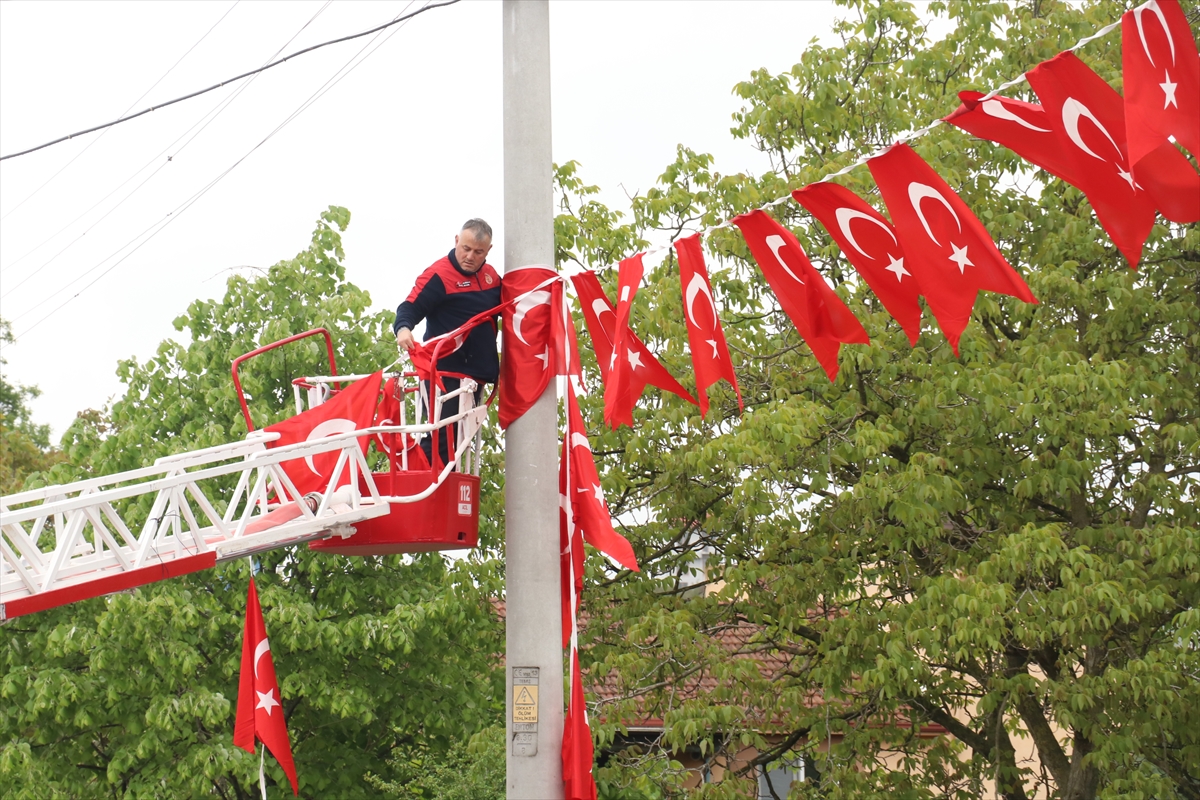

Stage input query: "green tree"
[
  {"left": 0, "top": 319, "right": 64, "bottom": 495},
  {"left": 554, "top": 2, "right": 1199, "bottom": 799},
  {"left": 0, "top": 208, "right": 506, "bottom": 798}
]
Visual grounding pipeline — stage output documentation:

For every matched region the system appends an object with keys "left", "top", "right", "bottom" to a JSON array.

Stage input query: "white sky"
[{"left": 0, "top": 0, "right": 849, "bottom": 441}]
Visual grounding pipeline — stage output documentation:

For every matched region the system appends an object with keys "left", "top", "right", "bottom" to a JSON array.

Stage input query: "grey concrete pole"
[{"left": 502, "top": 2, "right": 564, "bottom": 798}]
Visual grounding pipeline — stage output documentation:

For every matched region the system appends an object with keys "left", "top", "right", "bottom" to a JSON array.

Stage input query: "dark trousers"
[{"left": 420, "top": 377, "right": 486, "bottom": 468}]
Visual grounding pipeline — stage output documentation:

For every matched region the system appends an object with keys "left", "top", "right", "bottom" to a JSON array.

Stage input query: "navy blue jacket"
[{"left": 394, "top": 250, "right": 502, "bottom": 383}]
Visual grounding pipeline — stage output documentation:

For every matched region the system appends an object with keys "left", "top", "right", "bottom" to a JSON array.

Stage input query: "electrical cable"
[
  {"left": 0, "top": 0, "right": 461, "bottom": 162},
  {"left": 1, "top": 1, "right": 334, "bottom": 298},
  {"left": 0, "top": 2, "right": 241, "bottom": 223},
  {"left": 13, "top": 0, "right": 429, "bottom": 336}
]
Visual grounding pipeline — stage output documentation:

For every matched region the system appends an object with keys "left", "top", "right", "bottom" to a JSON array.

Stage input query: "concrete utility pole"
[{"left": 502, "top": 2, "right": 564, "bottom": 799}]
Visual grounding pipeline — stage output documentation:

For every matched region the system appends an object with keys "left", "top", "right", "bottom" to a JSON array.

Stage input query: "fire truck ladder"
[{"left": 0, "top": 375, "right": 487, "bottom": 622}]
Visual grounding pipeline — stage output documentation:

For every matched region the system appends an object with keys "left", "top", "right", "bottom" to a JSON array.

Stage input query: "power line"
[
  {"left": 0, "top": 1, "right": 334, "bottom": 296},
  {"left": 0, "top": 2, "right": 242, "bottom": 222},
  {"left": 14, "top": 0, "right": 431, "bottom": 336},
  {"left": 0, "top": 0, "right": 462, "bottom": 162}
]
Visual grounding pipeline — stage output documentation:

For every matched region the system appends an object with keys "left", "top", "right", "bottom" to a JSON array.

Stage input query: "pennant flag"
[
  {"left": 500, "top": 266, "right": 571, "bottom": 429},
  {"left": 264, "top": 372, "right": 382, "bottom": 496},
  {"left": 1026, "top": 52, "right": 1159, "bottom": 268},
  {"left": 944, "top": 91, "right": 1080, "bottom": 183},
  {"left": 373, "top": 376, "right": 430, "bottom": 473},
  {"left": 674, "top": 234, "right": 742, "bottom": 417},
  {"left": 559, "top": 428, "right": 585, "bottom": 648},
  {"left": 732, "top": 210, "right": 869, "bottom": 381},
  {"left": 570, "top": 271, "right": 697, "bottom": 428},
  {"left": 867, "top": 143, "right": 1037, "bottom": 355},
  {"left": 566, "top": 384, "right": 638, "bottom": 572},
  {"left": 562, "top": 650, "right": 599, "bottom": 800},
  {"left": 603, "top": 256, "right": 646, "bottom": 428},
  {"left": 234, "top": 579, "right": 299, "bottom": 796},
  {"left": 1122, "top": 0, "right": 1200, "bottom": 166},
  {"left": 792, "top": 183, "right": 923, "bottom": 346}
]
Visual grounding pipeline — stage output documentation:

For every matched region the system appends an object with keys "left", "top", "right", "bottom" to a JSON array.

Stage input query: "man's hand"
[{"left": 395, "top": 327, "right": 416, "bottom": 351}]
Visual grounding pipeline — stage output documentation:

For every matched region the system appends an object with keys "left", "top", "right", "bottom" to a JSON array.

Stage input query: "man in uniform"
[{"left": 394, "top": 218, "right": 502, "bottom": 466}]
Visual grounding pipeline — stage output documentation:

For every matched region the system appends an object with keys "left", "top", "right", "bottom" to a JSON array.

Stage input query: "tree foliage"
[
  {"left": 0, "top": 319, "right": 63, "bottom": 495},
  {"left": 555, "top": 2, "right": 1200, "bottom": 799},
  {"left": 1, "top": 208, "right": 505, "bottom": 798}
]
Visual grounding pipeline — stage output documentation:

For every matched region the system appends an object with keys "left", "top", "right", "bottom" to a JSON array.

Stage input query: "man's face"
[{"left": 454, "top": 229, "right": 492, "bottom": 274}]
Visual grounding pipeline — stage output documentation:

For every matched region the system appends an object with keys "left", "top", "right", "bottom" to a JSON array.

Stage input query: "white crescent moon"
[
  {"left": 304, "top": 418, "right": 358, "bottom": 475},
  {"left": 253, "top": 637, "right": 271, "bottom": 679},
  {"left": 590, "top": 298, "right": 616, "bottom": 344},
  {"left": 907, "top": 182, "right": 961, "bottom": 246},
  {"left": 834, "top": 207, "right": 897, "bottom": 259},
  {"left": 1135, "top": 0, "right": 1175, "bottom": 67},
  {"left": 570, "top": 432, "right": 591, "bottom": 451},
  {"left": 684, "top": 272, "right": 717, "bottom": 330},
  {"left": 512, "top": 290, "right": 552, "bottom": 346},
  {"left": 1061, "top": 98, "right": 1123, "bottom": 162},
  {"left": 980, "top": 98, "right": 1050, "bottom": 133},
  {"left": 765, "top": 235, "right": 805, "bottom": 285}
]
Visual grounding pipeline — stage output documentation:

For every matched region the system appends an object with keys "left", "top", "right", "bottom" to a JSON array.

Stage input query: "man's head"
[{"left": 454, "top": 218, "right": 493, "bottom": 274}]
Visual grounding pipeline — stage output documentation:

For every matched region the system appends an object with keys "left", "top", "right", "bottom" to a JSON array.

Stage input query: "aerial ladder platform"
[{"left": 1, "top": 328, "right": 488, "bottom": 622}]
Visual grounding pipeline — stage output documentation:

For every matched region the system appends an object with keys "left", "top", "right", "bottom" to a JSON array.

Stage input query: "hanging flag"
[
  {"left": 234, "top": 579, "right": 300, "bottom": 797},
  {"left": 674, "top": 234, "right": 743, "bottom": 417},
  {"left": 603, "top": 256, "right": 646, "bottom": 428},
  {"left": 1025, "top": 52, "right": 1160, "bottom": 268},
  {"left": 867, "top": 143, "right": 1037, "bottom": 355},
  {"left": 561, "top": 650, "right": 599, "bottom": 800},
  {"left": 566, "top": 384, "right": 638, "bottom": 572},
  {"left": 500, "top": 266, "right": 571, "bottom": 429},
  {"left": 1122, "top": 0, "right": 1199, "bottom": 167},
  {"left": 264, "top": 372, "right": 382, "bottom": 496},
  {"left": 732, "top": 210, "right": 869, "bottom": 382},
  {"left": 570, "top": 271, "right": 697, "bottom": 428},
  {"left": 949, "top": 87, "right": 1199, "bottom": 228},
  {"left": 372, "top": 376, "right": 430, "bottom": 473},
  {"left": 791, "top": 183, "right": 923, "bottom": 346},
  {"left": 559, "top": 428, "right": 585, "bottom": 648}
]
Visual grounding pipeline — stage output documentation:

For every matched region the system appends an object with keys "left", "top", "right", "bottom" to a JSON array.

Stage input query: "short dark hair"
[{"left": 461, "top": 218, "right": 493, "bottom": 241}]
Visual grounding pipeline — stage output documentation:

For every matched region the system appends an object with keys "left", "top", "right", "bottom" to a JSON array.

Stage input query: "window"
[{"left": 757, "top": 756, "right": 805, "bottom": 800}]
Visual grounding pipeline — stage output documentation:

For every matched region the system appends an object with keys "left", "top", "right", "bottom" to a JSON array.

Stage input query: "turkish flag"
[
  {"left": 571, "top": 270, "right": 696, "bottom": 428},
  {"left": 500, "top": 266, "right": 570, "bottom": 429},
  {"left": 792, "top": 183, "right": 923, "bottom": 346},
  {"left": 1123, "top": 0, "right": 1199, "bottom": 166},
  {"left": 559, "top": 429, "right": 584, "bottom": 648},
  {"left": 867, "top": 143, "right": 1037, "bottom": 355},
  {"left": 948, "top": 88, "right": 1199, "bottom": 226},
  {"left": 1026, "top": 52, "right": 1160, "bottom": 268},
  {"left": 561, "top": 649, "right": 598, "bottom": 800},
  {"left": 674, "top": 234, "right": 742, "bottom": 417},
  {"left": 234, "top": 579, "right": 299, "bottom": 796},
  {"left": 372, "top": 376, "right": 430, "bottom": 472},
  {"left": 264, "top": 372, "right": 382, "bottom": 496},
  {"left": 732, "top": 210, "right": 869, "bottom": 382}
]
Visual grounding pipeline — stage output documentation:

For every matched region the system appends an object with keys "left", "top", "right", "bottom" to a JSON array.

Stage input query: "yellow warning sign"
[{"left": 513, "top": 685, "right": 539, "bottom": 723}]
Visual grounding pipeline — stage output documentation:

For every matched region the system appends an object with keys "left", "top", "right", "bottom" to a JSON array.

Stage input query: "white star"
[
  {"left": 256, "top": 689, "right": 280, "bottom": 716},
  {"left": 1116, "top": 165, "right": 1138, "bottom": 190},
  {"left": 534, "top": 348, "right": 549, "bottom": 368},
  {"left": 884, "top": 254, "right": 910, "bottom": 282},
  {"left": 706, "top": 339, "right": 720, "bottom": 358},
  {"left": 948, "top": 243, "right": 974, "bottom": 274},
  {"left": 626, "top": 349, "right": 643, "bottom": 371},
  {"left": 1160, "top": 70, "right": 1178, "bottom": 109},
  {"left": 577, "top": 484, "right": 604, "bottom": 503},
  {"left": 608, "top": 352, "right": 618, "bottom": 370}
]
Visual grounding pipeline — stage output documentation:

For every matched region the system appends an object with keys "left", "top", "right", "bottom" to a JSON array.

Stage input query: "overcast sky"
[{"left": 0, "top": 0, "right": 851, "bottom": 440}]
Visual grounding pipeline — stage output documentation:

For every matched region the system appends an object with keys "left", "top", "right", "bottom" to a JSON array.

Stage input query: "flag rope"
[{"left": 603, "top": 11, "right": 1127, "bottom": 265}]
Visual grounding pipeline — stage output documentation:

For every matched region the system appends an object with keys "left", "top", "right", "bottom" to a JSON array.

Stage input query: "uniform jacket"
[{"left": 394, "top": 250, "right": 503, "bottom": 383}]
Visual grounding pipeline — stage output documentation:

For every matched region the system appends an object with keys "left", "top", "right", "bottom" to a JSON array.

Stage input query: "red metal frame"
[{"left": 231, "top": 328, "right": 339, "bottom": 432}]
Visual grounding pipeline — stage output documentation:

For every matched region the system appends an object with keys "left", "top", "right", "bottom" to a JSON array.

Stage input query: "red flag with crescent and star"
[
  {"left": 571, "top": 270, "right": 696, "bottom": 428},
  {"left": 732, "top": 210, "right": 869, "bottom": 382},
  {"left": 604, "top": 255, "right": 645, "bottom": 428},
  {"left": 1026, "top": 52, "right": 1161, "bottom": 268},
  {"left": 263, "top": 372, "right": 382, "bottom": 496},
  {"left": 867, "top": 143, "right": 1037, "bottom": 355},
  {"left": 1122, "top": 0, "right": 1199, "bottom": 167},
  {"left": 792, "top": 183, "right": 923, "bottom": 346},
  {"left": 561, "top": 649, "right": 599, "bottom": 800},
  {"left": 234, "top": 578, "right": 299, "bottom": 796},
  {"left": 674, "top": 234, "right": 742, "bottom": 417},
  {"left": 499, "top": 266, "right": 574, "bottom": 429}
]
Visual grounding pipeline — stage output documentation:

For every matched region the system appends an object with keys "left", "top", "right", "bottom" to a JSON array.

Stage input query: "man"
[{"left": 394, "top": 219, "right": 502, "bottom": 466}]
